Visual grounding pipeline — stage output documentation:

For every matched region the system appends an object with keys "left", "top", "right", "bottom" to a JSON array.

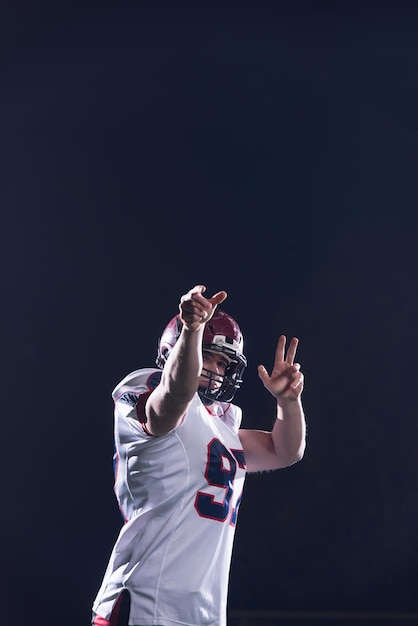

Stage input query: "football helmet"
[{"left": 156, "top": 309, "right": 247, "bottom": 404}]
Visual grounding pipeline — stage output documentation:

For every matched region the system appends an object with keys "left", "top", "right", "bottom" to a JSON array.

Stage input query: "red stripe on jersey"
[
  {"left": 135, "top": 390, "right": 152, "bottom": 423},
  {"left": 141, "top": 422, "right": 154, "bottom": 436},
  {"left": 136, "top": 390, "right": 155, "bottom": 436}
]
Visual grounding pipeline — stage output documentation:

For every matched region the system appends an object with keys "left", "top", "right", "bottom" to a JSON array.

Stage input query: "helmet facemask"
[{"left": 198, "top": 345, "right": 246, "bottom": 405}]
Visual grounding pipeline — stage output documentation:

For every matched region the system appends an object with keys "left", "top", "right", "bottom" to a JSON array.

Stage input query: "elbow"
[
  {"left": 293, "top": 438, "right": 306, "bottom": 463},
  {"left": 297, "top": 438, "right": 307, "bottom": 460},
  {"left": 283, "top": 439, "right": 306, "bottom": 467}
]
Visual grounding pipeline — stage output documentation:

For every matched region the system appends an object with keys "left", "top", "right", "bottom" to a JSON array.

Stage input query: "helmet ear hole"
[{"left": 156, "top": 315, "right": 184, "bottom": 369}]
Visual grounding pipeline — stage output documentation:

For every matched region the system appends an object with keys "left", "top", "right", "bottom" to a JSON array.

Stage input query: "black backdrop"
[{"left": 2, "top": 1, "right": 418, "bottom": 624}]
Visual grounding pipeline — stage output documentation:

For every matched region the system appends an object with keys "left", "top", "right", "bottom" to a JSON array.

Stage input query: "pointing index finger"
[{"left": 209, "top": 290, "right": 228, "bottom": 306}]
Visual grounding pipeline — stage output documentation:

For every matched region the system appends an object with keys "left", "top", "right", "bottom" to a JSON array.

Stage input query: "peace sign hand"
[{"left": 258, "top": 335, "right": 304, "bottom": 402}]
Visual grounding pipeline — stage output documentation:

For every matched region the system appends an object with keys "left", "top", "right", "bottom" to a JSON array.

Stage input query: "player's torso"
[
  {"left": 114, "top": 370, "right": 247, "bottom": 526},
  {"left": 94, "top": 369, "right": 247, "bottom": 625},
  {"left": 113, "top": 378, "right": 247, "bottom": 623},
  {"left": 116, "top": 398, "right": 246, "bottom": 528}
]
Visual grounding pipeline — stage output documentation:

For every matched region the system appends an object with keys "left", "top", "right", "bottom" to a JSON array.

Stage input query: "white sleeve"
[{"left": 112, "top": 368, "right": 162, "bottom": 438}]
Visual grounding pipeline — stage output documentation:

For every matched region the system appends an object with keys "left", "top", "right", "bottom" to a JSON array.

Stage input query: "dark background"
[{"left": 2, "top": 1, "right": 418, "bottom": 624}]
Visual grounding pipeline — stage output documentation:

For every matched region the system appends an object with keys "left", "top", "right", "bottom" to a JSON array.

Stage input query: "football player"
[{"left": 92, "top": 285, "right": 306, "bottom": 626}]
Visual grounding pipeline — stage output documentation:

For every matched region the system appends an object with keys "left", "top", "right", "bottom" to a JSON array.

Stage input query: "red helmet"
[{"left": 156, "top": 309, "right": 247, "bottom": 404}]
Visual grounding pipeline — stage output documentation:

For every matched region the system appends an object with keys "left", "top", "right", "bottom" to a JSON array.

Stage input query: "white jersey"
[{"left": 92, "top": 368, "right": 247, "bottom": 626}]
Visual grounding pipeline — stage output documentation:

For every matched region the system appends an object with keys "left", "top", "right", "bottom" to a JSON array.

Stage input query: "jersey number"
[{"left": 195, "top": 438, "right": 246, "bottom": 526}]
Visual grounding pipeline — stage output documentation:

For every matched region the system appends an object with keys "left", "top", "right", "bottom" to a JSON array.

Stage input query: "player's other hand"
[{"left": 258, "top": 335, "right": 304, "bottom": 402}]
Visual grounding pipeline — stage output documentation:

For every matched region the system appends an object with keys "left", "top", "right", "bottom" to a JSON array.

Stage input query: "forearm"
[
  {"left": 160, "top": 325, "right": 204, "bottom": 401},
  {"left": 146, "top": 325, "right": 204, "bottom": 435},
  {"left": 271, "top": 397, "right": 306, "bottom": 466},
  {"left": 239, "top": 398, "right": 306, "bottom": 472}
]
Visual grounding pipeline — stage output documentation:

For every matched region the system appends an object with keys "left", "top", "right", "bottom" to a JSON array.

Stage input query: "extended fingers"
[
  {"left": 286, "top": 337, "right": 299, "bottom": 364},
  {"left": 274, "top": 335, "right": 298, "bottom": 363},
  {"left": 275, "top": 335, "right": 286, "bottom": 363},
  {"left": 209, "top": 290, "right": 227, "bottom": 306},
  {"left": 273, "top": 335, "right": 300, "bottom": 371}
]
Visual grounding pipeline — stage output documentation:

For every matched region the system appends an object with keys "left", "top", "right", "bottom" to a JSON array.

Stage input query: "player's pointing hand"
[{"left": 180, "top": 285, "right": 228, "bottom": 331}]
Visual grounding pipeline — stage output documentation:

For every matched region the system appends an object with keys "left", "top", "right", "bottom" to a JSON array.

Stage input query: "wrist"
[
  {"left": 182, "top": 323, "right": 205, "bottom": 333},
  {"left": 276, "top": 395, "right": 301, "bottom": 408}
]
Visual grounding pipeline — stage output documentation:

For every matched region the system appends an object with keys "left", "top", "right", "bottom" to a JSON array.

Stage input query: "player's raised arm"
[
  {"left": 239, "top": 335, "right": 306, "bottom": 472},
  {"left": 145, "top": 285, "right": 227, "bottom": 436}
]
